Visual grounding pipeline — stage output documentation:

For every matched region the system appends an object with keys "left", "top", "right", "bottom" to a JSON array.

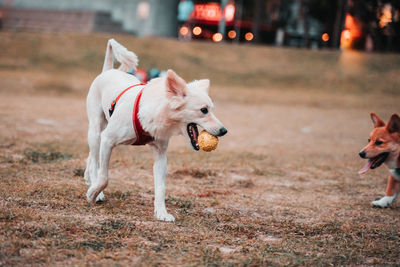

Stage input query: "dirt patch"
[
  {"left": 24, "top": 149, "right": 72, "bottom": 163},
  {"left": 172, "top": 168, "right": 218, "bottom": 179}
]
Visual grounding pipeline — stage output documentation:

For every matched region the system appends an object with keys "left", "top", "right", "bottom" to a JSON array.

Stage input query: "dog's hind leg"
[
  {"left": 85, "top": 87, "right": 107, "bottom": 202},
  {"left": 86, "top": 125, "right": 116, "bottom": 203},
  {"left": 84, "top": 119, "right": 107, "bottom": 202}
]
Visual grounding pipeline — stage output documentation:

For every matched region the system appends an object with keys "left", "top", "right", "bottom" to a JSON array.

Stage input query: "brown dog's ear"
[
  {"left": 165, "top": 69, "right": 186, "bottom": 98},
  {"left": 370, "top": 112, "right": 385, "bottom": 128},
  {"left": 387, "top": 114, "right": 400, "bottom": 133}
]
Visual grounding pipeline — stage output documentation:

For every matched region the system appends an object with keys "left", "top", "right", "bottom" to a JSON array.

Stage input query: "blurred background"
[{"left": 0, "top": 0, "right": 399, "bottom": 52}]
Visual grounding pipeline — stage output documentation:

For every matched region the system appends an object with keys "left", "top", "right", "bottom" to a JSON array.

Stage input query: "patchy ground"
[{"left": 0, "top": 32, "right": 399, "bottom": 266}]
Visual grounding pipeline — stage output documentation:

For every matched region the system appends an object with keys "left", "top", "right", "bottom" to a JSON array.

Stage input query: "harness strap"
[
  {"left": 109, "top": 82, "right": 146, "bottom": 117},
  {"left": 132, "top": 90, "right": 154, "bottom": 145},
  {"left": 108, "top": 82, "right": 154, "bottom": 146}
]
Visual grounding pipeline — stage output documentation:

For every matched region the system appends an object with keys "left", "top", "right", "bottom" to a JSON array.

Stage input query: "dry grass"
[{"left": 0, "top": 32, "right": 399, "bottom": 266}]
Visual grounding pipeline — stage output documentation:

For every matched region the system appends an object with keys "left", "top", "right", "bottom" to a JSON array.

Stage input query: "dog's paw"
[
  {"left": 86, "top": 188, "right": 98, "bottom": 204},
  {"left": 371, "top": 200, "right": 388, "bottom": 208},
  {"left": 154, "top": 209, "right": 175, "bottom": 222},
  {"left": 86, "top": 194, "right": 95, "bottom": 204},
  {"left": 96, "top": 192, "right": 105, "bottom": 203},
  {"left": 371, "top": 195, "right": 397, "bottom": 208}
]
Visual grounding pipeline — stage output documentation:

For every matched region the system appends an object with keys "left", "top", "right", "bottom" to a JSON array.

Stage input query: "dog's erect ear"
[
  {"left": 370, "top": 112, "right": 385, "bottom": 128},
  {"left": 387, "top": 114, "right": 400, "bottom": 133},
  {"left": 195, "top": 79, "right": 210, "bottom": 94},
  {"left": 166, "top": 69, "right": 187, "bottom": 98}
]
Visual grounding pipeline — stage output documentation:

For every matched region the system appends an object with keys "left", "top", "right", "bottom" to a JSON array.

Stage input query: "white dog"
[{"left": 84, "top": 39, "right": 227, "bottom": 221}]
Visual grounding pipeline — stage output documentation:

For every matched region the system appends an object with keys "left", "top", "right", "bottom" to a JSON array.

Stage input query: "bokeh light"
[
  {"left": 212, "top": 33, "right": 223, "bottom": 42},
  {"left": 193, "top": 26, "right": 202, "bottom": 36},
  {"left": 343, "top": 29, "right": 351, "bottom": 40},
  {"left": 379, "top": 3, "right": 392, "bottom": 28},
  {"left": 224, "top": 3, "right": 236, "bottom": 22},
  {"left": 322, "top": 33, "right": 329, "bottom": 42},
  {"left": 228, "top": 30, "right": 236, "bottom": 39},
  {"left": 245, "top": 32, "right": 254, "bottom": 41},
  {"left": 340, "top": 29, "right": 352, "bottom": 49},
  {"left": 179, "top": 26, "right": 189, "bottom": 36}
]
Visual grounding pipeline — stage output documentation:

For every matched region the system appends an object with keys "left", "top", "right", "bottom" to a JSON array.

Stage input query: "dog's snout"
[
  {"left": 218, "top": 127, "right": 228, "bottom": 137},
  {"left": 359, "top": 151, "right": 366, "bottom": 159}
]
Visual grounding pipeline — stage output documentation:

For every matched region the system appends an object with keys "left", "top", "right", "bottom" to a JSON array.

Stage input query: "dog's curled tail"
[{"left": 102, "top": 39, "right": 138, "bottom": 73}]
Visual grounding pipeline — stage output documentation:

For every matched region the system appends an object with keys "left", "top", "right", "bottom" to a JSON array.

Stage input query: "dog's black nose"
[
  {"left": 218, "top": 127, "right": 228, "bottom": 137},
  {"left": 359, "top": 151, "right": 366, "bottom": 158}
]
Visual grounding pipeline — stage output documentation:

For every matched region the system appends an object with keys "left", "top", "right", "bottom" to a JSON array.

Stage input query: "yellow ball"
[{"left": 198, "top": 130, "right": 219, "bottom": 152}]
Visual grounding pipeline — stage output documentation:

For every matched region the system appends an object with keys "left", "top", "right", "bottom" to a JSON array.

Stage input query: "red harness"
[{"left": 109, "top": 83, "right": 154, "bottom": 146}]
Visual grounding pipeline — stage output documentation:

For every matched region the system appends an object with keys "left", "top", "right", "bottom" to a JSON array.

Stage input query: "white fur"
[
  {"left": 84, "top": 39, "right": 226, "bottom": 221},
  {"left": 102, "top": 39, "right": 138, "bottom": 73},
  {"left": 372, "top": 194, "right": 398, "bottom": 208}
]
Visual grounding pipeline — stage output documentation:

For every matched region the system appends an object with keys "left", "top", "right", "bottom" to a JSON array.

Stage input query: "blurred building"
[
  {"left": 1, "top": 0, "right": 399, "bottom": 52},
  {"left": 0, "top": 0, "right": 178, "bottom": 37}
]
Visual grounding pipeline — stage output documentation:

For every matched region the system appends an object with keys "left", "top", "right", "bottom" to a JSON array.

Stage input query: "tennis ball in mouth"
[{"left": 198, "top": 130, "right": 219, "bottom": 152}]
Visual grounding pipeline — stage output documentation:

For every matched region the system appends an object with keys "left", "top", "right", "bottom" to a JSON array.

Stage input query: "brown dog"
[{"left": 358, "top": 112, "right": 400, "bottom": 207}]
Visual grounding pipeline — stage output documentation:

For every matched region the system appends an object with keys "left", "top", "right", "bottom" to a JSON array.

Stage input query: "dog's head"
[
  {"left": 358, "top": 112, "right": 400, "bottom": 174},
  {"left": 165, "top": 70, "right": 227, "bottom": 151}
]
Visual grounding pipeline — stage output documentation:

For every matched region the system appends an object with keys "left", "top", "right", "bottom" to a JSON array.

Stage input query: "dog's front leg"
[
  {"left": 150, "top": 140, "right": 175, "bottom": 222},
  {"left": 372, "top": 174, "right": 400, "bottom": 208}
]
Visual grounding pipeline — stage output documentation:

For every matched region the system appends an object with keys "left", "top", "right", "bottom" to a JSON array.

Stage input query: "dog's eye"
[
  {"left": 375, "top": 140, "right": 383, "bottom": 145},
  {"left": 200, "top": 107, "right": 208, "bottom": 114},
  {"left": 368, "top": 139, "right": 371, "bottom": 143}
]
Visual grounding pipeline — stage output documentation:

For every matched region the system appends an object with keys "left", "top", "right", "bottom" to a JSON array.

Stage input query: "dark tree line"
[
  {"left": 240, "top": 0, "right": 400, "bottom": 51},
  {"left": 304, "top": 0, "right": 400, "bottom": 51}
]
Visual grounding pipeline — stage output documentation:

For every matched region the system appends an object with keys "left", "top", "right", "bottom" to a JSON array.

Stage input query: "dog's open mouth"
[
  {"left": 187, "top": 123, "right": 199, "bottom": 151},
  {"left": 358, "top": 152, "right": 389, "bottom": 174}
]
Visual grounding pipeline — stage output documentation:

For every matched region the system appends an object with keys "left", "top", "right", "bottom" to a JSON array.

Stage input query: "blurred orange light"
[
  {"left": 344, "top": 14, "right": 362, "bottom": 38},
  {"left": 340, "top": 29, "right": 352, "bottom": 49},
  {"left": 340, "top": 14, "right": 362, "bottom": 49},
  {"left": 179, "top": 26, "right": 189, "bottom": 36},
  {"left": 212, "top": 33, "right": 223, "bottom": 42},
  {"left": 322, "top": 33, "right": 329, "bottom": 42},
  {"left": 245, "top": 32, "right": 254, "bottom": 41},
  {"left": 228, "top": 30, "right": 236, "bottom": 39},
  {"left": 343, "top": 29, "right": 351, "bottom": 40},
  {"left": 379, "top": 3, "right": 392, "bottom": 28},
  {"left": 193, "top": 26, "right": 202, "bottom": 36}
]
